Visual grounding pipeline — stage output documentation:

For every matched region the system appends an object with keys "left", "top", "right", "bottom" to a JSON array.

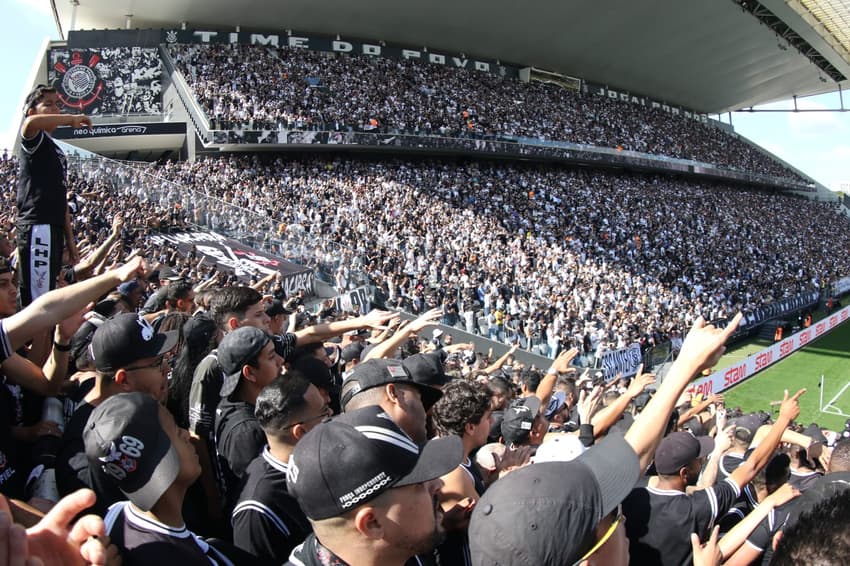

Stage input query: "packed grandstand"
[{"left": 4, "top": 5, "right": 850, "bottom": 566}]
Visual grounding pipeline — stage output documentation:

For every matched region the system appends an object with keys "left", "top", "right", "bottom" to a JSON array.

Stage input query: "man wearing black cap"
[
  {"left": 85, "top": 392, "right": 240, "bottom": 565},
  {"left": 500, "top": 396, "right": 548, "bottom": 448},
  {"left": 56, "top": 313, "right": 179, "bottom": 513},
  {"left": 286, "top": 405, "right": 463, "bottom": 566},
  {"left": 403, "top": 351, "right": 451, "bottom": 390},
  {"left": 730, "top": 438, "right": 850, "bottom": 566},
  {"left": 265, "top": 299, "right": 290, "bottom": 336},
  {"left": 340, "top": 359, "right": 442, "bottom": 444},
  {"left": 469, "top": 314, "right": 746, "bottom": 566},
  {"left": 214, "top": 326, "right": 283, "bottom": 506},
  {"left": 232, "top": 375, "right": 329, "bottom": 562},
  {"left": 622, "top": 388, "right": 805, "bottom": 566}
]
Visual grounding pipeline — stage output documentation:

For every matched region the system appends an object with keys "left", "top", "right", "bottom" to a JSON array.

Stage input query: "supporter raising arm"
[
  {"left": 294, "top": 308, "right": 399, "bottom": 345},
  {"left": 624, "top": 313, "right": 742, "bottom": 471},
  {"left": 2, "top": 257, "right": 147, "bottom": 352}
]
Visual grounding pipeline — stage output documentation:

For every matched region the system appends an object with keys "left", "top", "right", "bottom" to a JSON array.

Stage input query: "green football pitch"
[{"left": 719, "top": 317, "right": 850, "bottom": 432}]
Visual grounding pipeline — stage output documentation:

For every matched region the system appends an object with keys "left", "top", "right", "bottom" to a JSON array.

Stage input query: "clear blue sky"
[{"left": 3, "top": 0, "right": 848, "bottom": 192}]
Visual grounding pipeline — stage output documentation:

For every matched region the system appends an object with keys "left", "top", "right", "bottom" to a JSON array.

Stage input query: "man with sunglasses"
[
  {"left": 55, "top": 312, "right": 178, "bottom": 514},
  {"left": 232, "top": 374, "right": 330, "bottom": 562}
]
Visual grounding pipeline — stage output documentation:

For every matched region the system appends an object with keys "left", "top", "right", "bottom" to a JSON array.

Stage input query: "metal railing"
[{"left": 59, "top": 142, "right": 368, "bottom": 287}]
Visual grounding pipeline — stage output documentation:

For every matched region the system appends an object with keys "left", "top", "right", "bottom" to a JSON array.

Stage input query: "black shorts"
[{"left": 17, "top": 223, "right": 63, "bottom": 307}]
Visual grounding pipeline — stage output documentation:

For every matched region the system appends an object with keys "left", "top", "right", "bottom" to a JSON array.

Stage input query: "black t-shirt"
[
  {"left": 232, "top": 447, "right": 311, "bottom": 563},
  {"left": 214, "top": 397, "right": 264, "bottom": 507},
  {"left": 0, "top": 325, "right": 23, "bottom": 499},
  {"left": 56, "top": 401, "right": 95, "bottom": 498},
  {"left": 623, "top": 477, "right": 741, "bottom": 566},
  {"left": 716, "top": 450, "right": 758, "bottom": 531},
  {"left": 189, "top": 352, "right": 221, "bottom": 440},
  {"left": 17, "top": 131, "right": 67, "bottom": 227},
  {"left": 744, "top": 499, "right": 795, "bottom": 566},
  {"left": 56, "top": 401, "right": 125, "bottom": 516},
  {"left": 104, "top": 501, "right": 237, "bottom": 566},
  {"left": 0, "top": 380, "right": 24, "bottom": 499},
  {"left": 272, "top": 332, "right": 298, "bottom": 363},
  {"left": 788, "top": 468, "right": 822, "bottom": 491}
]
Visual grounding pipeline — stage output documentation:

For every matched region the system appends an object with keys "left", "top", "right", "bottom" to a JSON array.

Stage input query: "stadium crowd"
[
  {"left": 168, "top": 43, "right": 803, "bottom": 182},
  {"left": 154, "top": 154, "right": 850, "bottom": 359},
  {"left": 4, "top": 125, "right": 850, "bottom": 565},
  {"left": 1, "top": 205, "right": 849, "bottom": 565},
  {"left": 4, "top": 150, "right": 849, "bottom": 361}
]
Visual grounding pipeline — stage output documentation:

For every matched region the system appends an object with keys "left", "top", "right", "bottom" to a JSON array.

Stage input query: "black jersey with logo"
[{"left": 17, "top": 131, "right": 67, "bottom": 227}]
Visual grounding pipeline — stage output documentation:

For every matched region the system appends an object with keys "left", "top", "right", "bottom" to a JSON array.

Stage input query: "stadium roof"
[{"left": 50, "top": 0, "right": 850, "bottom": 114}]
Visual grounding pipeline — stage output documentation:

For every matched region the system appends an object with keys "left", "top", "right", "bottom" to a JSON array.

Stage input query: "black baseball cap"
[
  {"left": 291, "top": 355, "right": 334, "bottom": 391},
  {"left": 501, "top": 396, "right": 542, "bottom": 446},
  {"left": 83, "top": 392, "right": 179, "bottom": 511},
  {"left": 340, "top": 358, "right": 442, "bottom": 411},
  {"left": 653, "top": 431, "right": 714, "bottom": 475},
  {"left": 287, "top": 405, "right": 462, "bottom": 520},
  {"left": 403, "top": 351, "right": 450, "bottom": 387},
  {"left": 182, "top": 312, "right": 217, "bottom": 351},
  {"left": 469, "top": 434, "right": 640, "bottom": 566},
  {"left": 265, "top": 300, "right": 289, "bottom": 317},
  {"left": 90, "top": 313, "right": 178, "bottom": 372},
  {"left": 341, "top": 342, "right": 365, "bottom": 363},
  {"left": 218, "top": 326, "right": 271, "bottom": 397}
]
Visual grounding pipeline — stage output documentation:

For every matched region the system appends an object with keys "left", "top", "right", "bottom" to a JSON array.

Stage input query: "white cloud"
[{"left": 12, "top": 0, "right": 52, "bottom": 16}]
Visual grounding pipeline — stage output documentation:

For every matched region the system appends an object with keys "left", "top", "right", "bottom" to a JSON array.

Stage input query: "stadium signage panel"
[
  {"left": 686, "top": 303, "right": 850, "bottom": 397},
  {"left": 584, "top": 81, "right": 708, "bottom": 123},
  {"left": 166, "top": 29, "right": 520, "bottom": 78},
  {"left": 52, "top": 122, "right": 185, "bottom": 139},
  {"left": 601, "top": 342, "right": 643, "bottom": 381},
  {"left": 147, "top": 230, "right": 314, "bottom": 295},
  {"left": 739, "top": 291, "right": 819, "bottom": 328},
  {"left": 332, "top": 286, "right": 372, "bottom": 314}
]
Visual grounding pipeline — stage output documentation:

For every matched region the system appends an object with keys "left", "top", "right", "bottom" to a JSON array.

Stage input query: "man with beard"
[{"left": 285, "top": 405, "right": 462, "bottom": 566}]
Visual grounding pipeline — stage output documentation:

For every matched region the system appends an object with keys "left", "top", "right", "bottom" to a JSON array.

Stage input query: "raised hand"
[
  {"left": 626, "top": 365, "right": 656, "bottom": 398},
  {"left": 549, "top": 347, "right": 580, "bottom": 374},
  {"left": 778, "top": 388, "right": 806, "bottom": 422},
  {"left": 690, "top": 525, "right": 721, "bottom": 566},
  {"left": 577, "top": 385, "right": 604, "bottom": 424},
  {"left": 677, "top": 313, "right": 743, "bottom": 375}
]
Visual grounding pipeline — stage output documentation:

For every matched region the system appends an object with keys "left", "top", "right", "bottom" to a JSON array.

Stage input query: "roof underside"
[{"left": 51, "top": 0, "right": 850, "bottom": 114}]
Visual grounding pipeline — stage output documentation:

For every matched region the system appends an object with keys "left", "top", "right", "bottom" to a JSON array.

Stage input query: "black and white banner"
[
  {"left": 601, "top": 343, "right": 643, "bottom": 381},
  {"left": 740, "top": 291, "right": 820, "bottom": 328},
  {"left": 147, "top": 231, "right": 314, "bottom": 296},
  {"left": 48, "top": 47, "right": 162, "bottom": 115},
  {"left": 68, "top": 29, "right": 520, "bottom": 79},
  {"left": 332, "top": 286, "right": 372, "bottom": 314}
]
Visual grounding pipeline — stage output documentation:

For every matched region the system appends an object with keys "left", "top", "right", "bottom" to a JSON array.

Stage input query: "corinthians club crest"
[{"left": 53, "top": 51, "right": 105, "bottom": 112}]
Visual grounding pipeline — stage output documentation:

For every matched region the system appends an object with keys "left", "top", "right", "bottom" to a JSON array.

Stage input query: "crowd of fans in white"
[
  {"left": 7, "top": 150, "right": 841, "bottom": 359},
  {"left": 168, "top": 43, "right": 803, "bottom": 182}
]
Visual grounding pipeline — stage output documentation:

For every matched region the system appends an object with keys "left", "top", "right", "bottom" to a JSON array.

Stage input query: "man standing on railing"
[{"left": 17, "top": 85, "right": 91, "bottom": 307}]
